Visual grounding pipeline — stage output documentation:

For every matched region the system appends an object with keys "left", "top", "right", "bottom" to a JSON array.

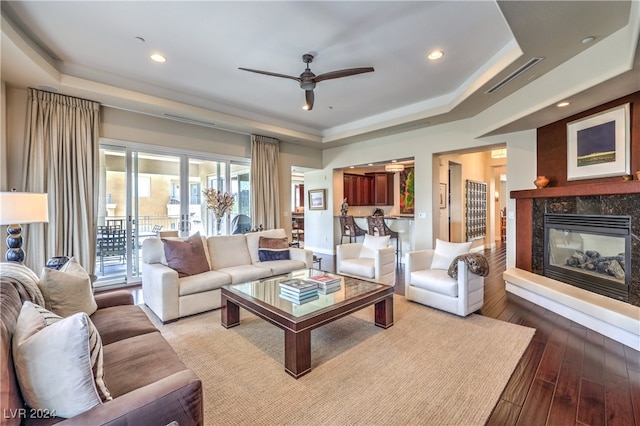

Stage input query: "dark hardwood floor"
[
  {"left": 478, "top": 243, "right": 639, "bottom": 426},
  {"left": 121, "top": 243, "right": 640, "bottom": 425}
]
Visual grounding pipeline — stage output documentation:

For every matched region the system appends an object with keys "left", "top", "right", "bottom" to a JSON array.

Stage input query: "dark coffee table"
[{"left": 221, "top": 269, "right": 394, "bottom": 378}]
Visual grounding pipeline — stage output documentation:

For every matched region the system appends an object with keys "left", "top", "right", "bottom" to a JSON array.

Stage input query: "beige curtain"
[
  {"left": 250, "top": 135, "right": 280, "bottom": 230},
  {"left": 22, "top": 88, "right": 100, "bottom": 274}
]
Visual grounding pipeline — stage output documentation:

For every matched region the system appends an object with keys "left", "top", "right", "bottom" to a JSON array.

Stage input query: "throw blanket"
[
  {"left": 0, "top": 263, "right": 45, "bottom": 306},
  {"left": 447, "top": 253, "right": 490, "bottom": 279}
]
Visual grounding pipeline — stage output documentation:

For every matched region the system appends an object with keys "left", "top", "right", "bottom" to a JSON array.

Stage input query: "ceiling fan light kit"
[{"left": 239, "top": 53, "right": 374, "bottom": 111}]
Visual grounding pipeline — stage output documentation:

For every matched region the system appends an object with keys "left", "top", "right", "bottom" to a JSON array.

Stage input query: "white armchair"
[
  {"left": 404, "top": 240, "right": 485, "bottom": 316},
  {"left": 336, "top": 234, "right": 396, "bottom": 286}
]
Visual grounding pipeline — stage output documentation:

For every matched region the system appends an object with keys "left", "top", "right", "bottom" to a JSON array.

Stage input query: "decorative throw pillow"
[
  {"left": 258, "top": 236, "right": 290, "bottom": 262},
  {"left": 38, "top": 257, "right": 97, "bottom": 317},
  {"left": 359, "top": 234, "right": 391, "bottom": 259},
  {"left": 162, "top": 231, "right": 210, "bottom": 278},
  {"left": 12, "top": 302, "right": 111, "bottom": 418},
  {"left": 430, "top": 239, "right": 472, "bottom": 270}
]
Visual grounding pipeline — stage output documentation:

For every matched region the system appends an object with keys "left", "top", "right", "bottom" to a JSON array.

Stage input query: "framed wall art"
[
  {"left": 567, "top": 103, "right": 630, "bottom": 180},
  {"left": 439, "top": 183, "right": 447, "bottom": 209},
  {"left": 308, "top": 189, "right": 326, "bottom": 210},
  {"left": 400, "top": 166, "right": 415, "bottom": 214}
]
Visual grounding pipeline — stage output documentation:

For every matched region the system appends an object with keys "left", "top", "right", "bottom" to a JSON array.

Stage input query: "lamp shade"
[{"left": 0, "top": 192, "right": 49, "bottom": 225}]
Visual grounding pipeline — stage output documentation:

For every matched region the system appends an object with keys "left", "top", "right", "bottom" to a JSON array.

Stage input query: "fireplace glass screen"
[
  {"left": 544, "top": 214, "right": 630, "bottom": 302},
  {"left": 548, "top": 229, "right": 626, "bottom": 282}
]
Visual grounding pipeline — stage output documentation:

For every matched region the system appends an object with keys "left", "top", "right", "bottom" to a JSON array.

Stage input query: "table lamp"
[{"left": 0, "top": 192, "right": 49, "bottom": 263}]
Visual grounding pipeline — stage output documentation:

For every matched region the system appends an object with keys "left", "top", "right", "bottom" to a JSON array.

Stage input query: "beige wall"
[
  {"left": 4, "top": 86, "right": 28, "bottom": 191},
  {"left": 1, "top": 82, "right": 7, "bottom": 191}
]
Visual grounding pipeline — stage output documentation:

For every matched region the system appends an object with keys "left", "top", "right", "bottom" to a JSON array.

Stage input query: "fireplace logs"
[{"left": 565, "top": 250, "right": 626, "bottom": 280}]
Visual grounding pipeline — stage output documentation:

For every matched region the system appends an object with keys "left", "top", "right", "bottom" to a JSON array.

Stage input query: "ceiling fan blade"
[
  {"left": 238, "top": 67, "right": 301, "bottom": 82},
  {"left": 305, "top": 90, "right": 314, "bottom": 111},
  {"left": 314, "top": 67, "right": 374, "bottom": 83}
]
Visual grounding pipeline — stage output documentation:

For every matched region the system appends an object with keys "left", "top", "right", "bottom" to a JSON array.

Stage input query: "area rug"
[{"left": 146, "top": 296, "right": 534, "bottom": 425}]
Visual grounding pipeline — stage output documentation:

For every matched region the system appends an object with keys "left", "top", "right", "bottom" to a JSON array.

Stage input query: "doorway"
[
  {"left": 447, "top": 162, "right": 462, "bottom": 242},
  {"left": 435, "top": 146, "right": 507, "bottom": 248}
]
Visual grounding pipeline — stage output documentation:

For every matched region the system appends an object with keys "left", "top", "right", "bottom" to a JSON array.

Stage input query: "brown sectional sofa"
[{"left": 1, "top": 264, "right": 203, "bottom": 425}]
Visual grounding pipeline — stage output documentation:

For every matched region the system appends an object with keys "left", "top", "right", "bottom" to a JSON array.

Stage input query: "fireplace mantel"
[{"left": 511, "top": 181, "right": 640, "bottom": 199}]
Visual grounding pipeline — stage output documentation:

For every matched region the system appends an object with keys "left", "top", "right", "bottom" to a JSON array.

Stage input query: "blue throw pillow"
[{"left": 258, "top": 237, "right": 290, "bottom": 262}]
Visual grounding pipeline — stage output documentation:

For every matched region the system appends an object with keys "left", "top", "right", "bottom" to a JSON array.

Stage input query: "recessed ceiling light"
[
  {"left": 581, "top": 36, "right": 595, "bottom": 44},
  {"left": 349, "top": 166, "right": 355, "bottom": 169},
  {"left": 428, "top": 50, "right": 444, "bottom": 60},
  {"left": 557, "top": 101, "right": 570, "bottom": 107},
  {"left": 368, "top": 163, "right": 373, "bottom": 166},
  {"left": 150, "top": 54, "right": 166, "bottom": 63}
]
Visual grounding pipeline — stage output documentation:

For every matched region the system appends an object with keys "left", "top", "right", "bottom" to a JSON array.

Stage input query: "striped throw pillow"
[{"left": 12, "top": 302, "right": 112, "bottom": 418}]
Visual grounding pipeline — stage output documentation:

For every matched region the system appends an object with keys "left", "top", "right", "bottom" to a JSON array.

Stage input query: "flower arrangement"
[{"left": 202, "top": 188, "right": 235, "bottom": 218}]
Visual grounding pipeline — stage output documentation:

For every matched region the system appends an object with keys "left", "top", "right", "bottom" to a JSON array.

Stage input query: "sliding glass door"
[{"left": 96, "top": 145, "right": 250, "bottom": 287}]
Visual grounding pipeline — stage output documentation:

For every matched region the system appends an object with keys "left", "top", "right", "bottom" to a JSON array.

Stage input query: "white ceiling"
[{"left": 1, "top": 1, "right": 638, "bottom": 147}]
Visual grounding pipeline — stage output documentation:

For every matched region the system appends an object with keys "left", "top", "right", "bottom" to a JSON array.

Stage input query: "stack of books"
[
  {"left": 279, "top": 279, "right": 319, "bottom": 304},
  {"left": 306, "top": 273, "right": 342, "bottom": 294}
]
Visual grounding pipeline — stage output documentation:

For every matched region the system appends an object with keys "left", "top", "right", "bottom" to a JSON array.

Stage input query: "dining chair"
[
  {"left": 366, "top": 215, "right": 400, "bottom": 263},
  {"left": 339, "top": 215, "right": 367, "bottom": 244}
]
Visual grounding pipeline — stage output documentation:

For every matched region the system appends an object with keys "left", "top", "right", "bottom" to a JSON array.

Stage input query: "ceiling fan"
[{"left": 239, "top": 54, "right": 374, "bottom": 111}]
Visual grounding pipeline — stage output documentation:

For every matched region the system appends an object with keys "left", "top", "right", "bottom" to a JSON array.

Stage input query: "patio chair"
[{"left": 97, "top": 228, "right": 127, "bottom": 274}]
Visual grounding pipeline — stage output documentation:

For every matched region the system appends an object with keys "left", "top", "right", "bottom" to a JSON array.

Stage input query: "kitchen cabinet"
[
  {"left": 343, "top": 173, "right": 373, "bottom": 206},
  {"left": 343, "top": 172, "right": 394, "bottom": 206},
  {"left": 367, "top": 172, "right": 394, "bottom": 205}
]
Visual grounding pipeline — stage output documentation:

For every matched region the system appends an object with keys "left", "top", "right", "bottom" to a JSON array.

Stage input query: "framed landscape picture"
[
  {"left": 566, "top": 103, "right": 630, "bottom": 180},
  {"left": 308, "top": 189, "right": 326, "bottom": 210}
]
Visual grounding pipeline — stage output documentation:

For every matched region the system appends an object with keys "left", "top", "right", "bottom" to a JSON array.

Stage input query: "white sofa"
[
  {"left": 336, "top": 235, "right": 396, "bottom": 286},
  {"left": 142, "top": 228, "right": 313, "bottom": 323}
]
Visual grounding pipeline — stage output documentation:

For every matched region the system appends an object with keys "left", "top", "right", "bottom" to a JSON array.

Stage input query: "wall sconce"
[
  {"left": 0, "top": 192, "right": 49, "bottom": 263},
  {"left": 495, "top": 191, "right": 500, "bottom": 202}
]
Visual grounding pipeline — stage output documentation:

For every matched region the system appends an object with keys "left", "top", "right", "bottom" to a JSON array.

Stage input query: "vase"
[
  {"left": 215, "top": 217, "right": 222, "bottom": 235},
  {"left": 534, "top": 176, "right": 549, "bottom": 189}
]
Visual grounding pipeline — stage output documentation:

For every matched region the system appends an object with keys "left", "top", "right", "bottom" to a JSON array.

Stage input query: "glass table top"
[{"left": 226, "top": 269, "right": 384, "bottom": 318}]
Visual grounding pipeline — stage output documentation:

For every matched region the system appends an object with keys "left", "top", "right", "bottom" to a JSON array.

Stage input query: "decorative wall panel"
[{"left": 465, "top": 180, "right": 487, "bottom": 241}]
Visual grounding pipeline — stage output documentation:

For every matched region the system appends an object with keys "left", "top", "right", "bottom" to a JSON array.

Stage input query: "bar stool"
[
  {"left": 339, "top": 215, "right": 367, "bottom": 244},
  {"left": 366, "top": 215, "right": 400, "bottom": 264}
]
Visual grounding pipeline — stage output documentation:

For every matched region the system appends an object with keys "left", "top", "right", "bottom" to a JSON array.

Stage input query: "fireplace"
[{"left": 544, "top": 214, "right": 631, "bottom": 302}]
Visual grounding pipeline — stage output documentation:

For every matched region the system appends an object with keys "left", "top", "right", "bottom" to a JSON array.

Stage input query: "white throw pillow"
[
  {"left": 38, "top": 257, "right": 97, "bottom": 317},
  {"left": 12, "top": 302, "right": 111, "bottom": 418},
  {"left": 430, "top": 239, "right": 472, "bottom": 270},
  {"left": 359, "top": 234, "right": 391, "bottom": 259}
]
